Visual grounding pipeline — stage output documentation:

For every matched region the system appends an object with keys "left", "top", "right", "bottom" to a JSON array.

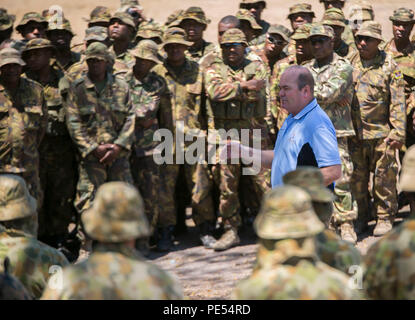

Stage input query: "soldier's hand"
[
  {"left": 93, "top": 144, "right": 111, "bottom": 160},
  {"left": 100, "top": 144, "right": 122, "bottom": 165},
  {"left": 385, "top": 137, "right": 403, "bottom": 150},
  {"left": 241, "top": 79, "right": 266, "bottom": 92}
]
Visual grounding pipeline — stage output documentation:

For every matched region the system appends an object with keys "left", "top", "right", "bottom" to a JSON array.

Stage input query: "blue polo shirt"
[{"left": 271, "top": 98, "right": 341, "bottom": 188}]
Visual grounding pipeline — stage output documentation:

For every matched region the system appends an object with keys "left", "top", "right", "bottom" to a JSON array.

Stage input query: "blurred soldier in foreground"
[
  {"left": 41, "top": 182, "right": 183, "bottom": 300},
  {"left": 363, "top": 146, "right": 415, "bottom": 299},
  {"left": 0, "top": 258, "right": 31, "bottom": 300},
  {"left": 233, "top": 186, "right": 363, "bottom": 300},
  {"left": 0, "top": 175, "right": 69, "bottom": 299}
]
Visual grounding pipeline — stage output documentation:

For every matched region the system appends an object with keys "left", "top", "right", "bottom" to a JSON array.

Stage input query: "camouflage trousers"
[
  {"left": 75, "top": 153, "right": 133, "bottom": 215},
  {"left": 332, "top": 137, "right": 358, "bottom": 224},
  {"left": 130, "top": 155, "right": 160, "bottom": 233},
  {"left": 350, "top": 137, "right": 399, "bottom": 219},
  {"left": 38, "top": 138, "right": 78, "bottom": 239},
  {"left": 158, "top": 162, "right": 215, "bottom": 227}
]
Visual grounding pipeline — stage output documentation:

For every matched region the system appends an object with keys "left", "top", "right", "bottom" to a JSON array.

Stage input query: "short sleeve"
[{"left": 309, "top": 123, "right": 341, "bottom": 168}]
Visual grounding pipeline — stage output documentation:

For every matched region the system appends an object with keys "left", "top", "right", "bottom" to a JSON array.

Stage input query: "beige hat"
[
  {"left": 322, "top": 8, "right": 346, "bottom": 28},
  {"left": 355, "top": 21, "right": 383, "bottom": 41},
  {"left": 162, "top": 27, "right": 193, "bottom": 48},
  {"left": 220, "top": 28, "right": 248, "bottom": 46},
  {"left": 0, "top": 47, "right": 25, "bottom": 68}
]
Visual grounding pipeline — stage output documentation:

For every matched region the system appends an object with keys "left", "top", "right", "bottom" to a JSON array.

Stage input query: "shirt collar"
[{"left": 293, "top": 98, "right": 318, "bottom": 120}]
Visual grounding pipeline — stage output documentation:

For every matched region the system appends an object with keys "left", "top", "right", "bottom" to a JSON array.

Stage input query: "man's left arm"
[{"left": 114, "top": 87, "right": 136, "bottom": 151}]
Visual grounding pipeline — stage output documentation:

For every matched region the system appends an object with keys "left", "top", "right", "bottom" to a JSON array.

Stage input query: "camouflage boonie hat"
[
  {"left": 254, "top": 186, "right": 325, "bottom": 240},
  {"left": 110, "top": 12, "right": 136, "bottom": 30},
  {"left": 121, "top": 0, "right": 140, "bottom": 6},
  {"left": 322, "top": 8, "right": 346, "bottom": 28},
  {"left": 180, "top": 7, "right": 211, "bottom": 25},
  {"left": 47, "top": 18, "right": 75, "bottom": 36},
  {"left": 268, "top": 24, "right": 292, "bottom": 42},
  {"left": 308, "top": 23, "right": 334, "bottom": 39},
  {"left": 22, "top": 38, "right": 54, "bottom": 55},
  {"left": 130, "top": 39, "right": 162, "bottom": 64},
  {"left": 349, "top": 2, "right": 374, "bottom": 22},
  {"left": 220, "top": 28, "right": 248, "bottom": 46},
  {"left": 389, "top": 8, "right": 415, "bottom": 23},
  {"left": 85, "top": 42, "right": 112, "bottom": 62},
  {"left": 0, "top": 174, "right": 36, "bottom": 221},
  {"left": 356, "top": 21, "right": 383, "bottom": 41},
  {"left": 0, "top": 48, "right": 25, "bottom": 68},
  {"left": 0, "top": 258, "right": 31, "bottom": 300},
  {"left": 82, "top": 182, "right": 150, "bottom": 242},
  {"left": 240, "top": 0, "right": 267, "bottom": 8},
  {"left": 85, "top": 6, "right": 111, "bottom": 25},
  {"left": 136, "top": 22, "right": 163, "bottom": 42},
  {"left": 288, "top": 3, "right": 316, "bottom": 19},
  {"left": 236, "top": 9, "right": 262, "bottom": 30},
  {"left": 291, "top": 23, "right": 312, "bottom": 40},
  {"left": 0, "top": 9, "right": 15, "bottom": 31},
  {"left": 283, "top": 167, "right": 335, "bottom": 203},
  {"left": 84, "top": 26, "right": 109, "bottom": 42},
  {"left": 16, "top": 12, "right": 48, "bottom": 33},
  {"left": 165, "top": 10, "right": 184, "bottom": 27},
  {"left": 162, "top": 27, "right": 193, "bottom": 48},
  {"left": 399, "top": 145, "right": 415, "bottom": 192}
]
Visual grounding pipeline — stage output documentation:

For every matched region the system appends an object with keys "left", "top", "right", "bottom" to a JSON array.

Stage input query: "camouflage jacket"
[
  {"left": 125, "top": 70, "right": 168, "bottom": 157},
  {"left": 304, "top": 53, "right": 355, "bottom": 137},
  {"left": 283, "top": 39, "right": 296, "bottom": 58},
  {"left": 185, "top": 40, "right": 216, "bottom": 63},
  {"left": 40, "top": 243, "right": 183, "bottom": 300},
  {"left": 0, "top": 225, "right": 69, "bottom": 299},
  {"left": 50, "top": 51, "right": 81, "bottom": 72},
  {"left": 249, "top": 19, "right": 270, "bottom": 47},
  {"left": 250, "top": 44, "right": 287, "bottom": 76},
  {"left": 0, "top": 77, "right": 47, "bottom": 174},
  {"left": 65, "top": 72, "right": 135, "bottom": 158},
  {"left": 350, "top": 50, "right": 406, "bottom": 142},
  {"left": 335, "top": 40, "right": 358, "bottom": 62},
  {"left": 110, "top": 47, "right": 135, "bottom": 73},
  {"left": 315, "top": 229, "right": 362, "bottom": 275},
  {"left": 363, "top": 219, "right": 415, "bottom": 299}
]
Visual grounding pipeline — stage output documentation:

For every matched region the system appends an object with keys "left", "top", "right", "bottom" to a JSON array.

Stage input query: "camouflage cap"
[
  {"left": 282, "top": 167, "right": 335, "bottom": 203},
  {"left": 399, "top": 145, "right": 415, "bottom": 192},
  {"left": 180, "top": 7, "right": 211, "bottom": 25},
  {"left": 322, "top": 8, "right": 346, "bottom": 28},
  {"left": 0, "top": 258, "right": 31, "bottom": 300},
  {"left": 110, "top": 12, "right": 136, "bottom": 30},
  {"left": 85, "top": 42, "right": 112, "bottom": 62},
  {"left": 47, "top": 18, "right": 75, "bottom": 36},
  {"left": 136, "top": 22, "right": 163, "bottom": 42},
  {"left": 291, "top": 23, "right": 312, "bottom": 40},
  {"left": 236, "top": 9, "right": 262, "bottom": 30},
  {"left": 220, "top": 28, "right": 248, "bottom": 46},
  {"left": 389, "top": 8, "right": 415, "bottom": 23},
  {"left": 84, "top": 26, "right": 109, "bottom": 42},
  {"left": 165, "top": 10, "right": 184, "bottom": 27},
  {"left": 0, "top": 47, "right": 25, "bottom": 68},
  {"left": 0, "top": 174, "right": 36, "bottom": 221},
  {"left": 22, "top": 38, "right": 54, "bottom": 55},
  {"left": 82, "top": 182, "right": 150, "bottom": 242},
  {"left": 240, "top": 0, "right": 266, "bottom": 7},
  {"left": 85, "top": 6, "right": 111, "bottom": 25},
  {"left": 356, "top": 21, "right": 383, "bottom": 41},
  {"left": 254, "top": 186, "right": 324, "bottom": 240},
  {"left": 130, "top": 39, "right": 162, "bottom": 64},
  {"left": 0, "top": 9, "right": 15, "bottom": 31},
  {"left": 288, "top": 3, "right": 316, "bottom": 19},
  {"left": 268, "top": 24, "right": 292, "bottom": 42},
  {"left": 308, "top": 23, "right": 334, "bottom": 39},
  {"left": 162, "top": 27, "right": 193, "bottom": 48},
  {"left": 348, "top": 1, "right": 374, "bottom": 22},
  {"left": 16, "top": 12, "right": 48, "bottom": 33}
]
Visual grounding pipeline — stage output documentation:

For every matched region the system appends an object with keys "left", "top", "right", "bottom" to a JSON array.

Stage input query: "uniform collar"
[
  {"left": 84, "top": 71, "right": 114, "bottom": 89},
  {"left": 293, "top": 98, "right": 318, "bottom": 120}
]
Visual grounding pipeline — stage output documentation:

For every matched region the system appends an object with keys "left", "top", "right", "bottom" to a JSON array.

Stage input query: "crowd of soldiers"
[{"left": 0, "top": 0, "right": 415, "bottom": 299}]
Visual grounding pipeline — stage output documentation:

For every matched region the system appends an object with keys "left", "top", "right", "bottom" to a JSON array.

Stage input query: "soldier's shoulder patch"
[{"left": 393, "top": 70, "right": 403, "bottom": 80}]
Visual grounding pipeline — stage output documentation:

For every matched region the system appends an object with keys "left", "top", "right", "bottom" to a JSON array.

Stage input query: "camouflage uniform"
[
  {"left": 236, "top": 9, "right": 263, "bottom": 47},
  {"left": 0, "top": 175, "right": 69, "bottom": 299},
  {"left": 153, "top": 28, "right": 215, "bottom": 229},
  {"left": 21, "top": 39, "right": 77, "bottom": 242},
  {"left": 0, "top": 48, "right": 47, "bottom": 206},
  {"left": 304, "top": 25, "right": 357, "bottom": 233},
  {"left": 13, "top": 12, "right": 48, "bottom": 52},
  {"left": 204, "top": 29, "right": 271, "bottom": 238},
  {"left": 0, "top": 9, "right": 15, "bottom": 47},
  {"left": 349, "top": 22, "right": 406, "bottom": 232},
  {"left": 233, "top": 186, "right": 363, "bottom": 300},
  {"left": 126, "top": 41, "right": 166, "bottom": 231},
  {"left": 0, "top": 257, "right": 32, "bottom": 300},
  {"left": 41, "top": 182, "right": 183, "bottom": 300},
  {"left": 239, "top": 1, "right": 271, "bottom": 45},
  {"left": 64, "top": 43, "right": 134, "bottom": 214}
]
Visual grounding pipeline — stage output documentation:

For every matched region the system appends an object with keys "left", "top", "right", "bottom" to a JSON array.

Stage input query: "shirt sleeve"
[{"left": 309, "top": 123, "right": 342, "bottom": 168}]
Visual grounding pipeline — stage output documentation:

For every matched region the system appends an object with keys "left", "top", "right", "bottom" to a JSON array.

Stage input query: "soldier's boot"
[
  {"left": 373, "top": 217, "right": 393, "bottom": 237},
  {"left": 199, "top": 220, "right": 217, "bottom": 249},
  {"left": 354, "top": 210, "right": 371, "bottom": 235},
  {"left": 339, "top": 222, "right": 357, "bottom": 244},
  {"left": 211, "top": 227, "right": 240, "bottom": 251},
  {"left": 157, "top": 226, "right": 175, "bottom": 252}
]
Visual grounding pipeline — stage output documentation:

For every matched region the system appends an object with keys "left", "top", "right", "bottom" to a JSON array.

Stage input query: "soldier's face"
[
  {"left": 265, "top": 33, "right": 286, "bottom": 58},
  {"left": 221, "top": 43, "right": 246, "bottom": 66},
  {"left": 21, "top": 22, "right": 46, "bottom": 40},
  {"left": 109, "top": 19, "right": 132, "bottom": 41},
  {"left": 180, "top": 19, "right": 206, "bottom": 43},
  {"left": 290, "top": 13, "right": 314, "bottom": 31},
  {"left": 24, "top": 48, "right": 52, "bottom": 71},
  {"left": 240, "top": 20, "right": 256, "bottom": 42},
  {"left": 133, "top": 57, "right": 156, "bottom": 76},
  {"left": 310, "top": 36, "right": 334, "bottom": 60},
  {"left": 323, "top": 1, "right": 344, "bottom": 10},
  {"left": 0, "top": 64, "right": 22, "bottom": 84},
  {"left": 218, "top": 22, "right": 237, "bottom": 43},
  {"left": 356, "top": 35, "right": 381, "bottom": 60},
  {"left": 164, "top": 43, "right": 187, "bottom": 64},
  {"left": 295, "top": 39, "right": 313, "bottom": 59},
  {"left": 86, "top": 58, "right": 107, "bottom": 77},
  {"left": 392, "top": 21, "right": 414, "bottom": 41},
  {"left": 48, "top": 30, "right": 72, "bottom": 49}
]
